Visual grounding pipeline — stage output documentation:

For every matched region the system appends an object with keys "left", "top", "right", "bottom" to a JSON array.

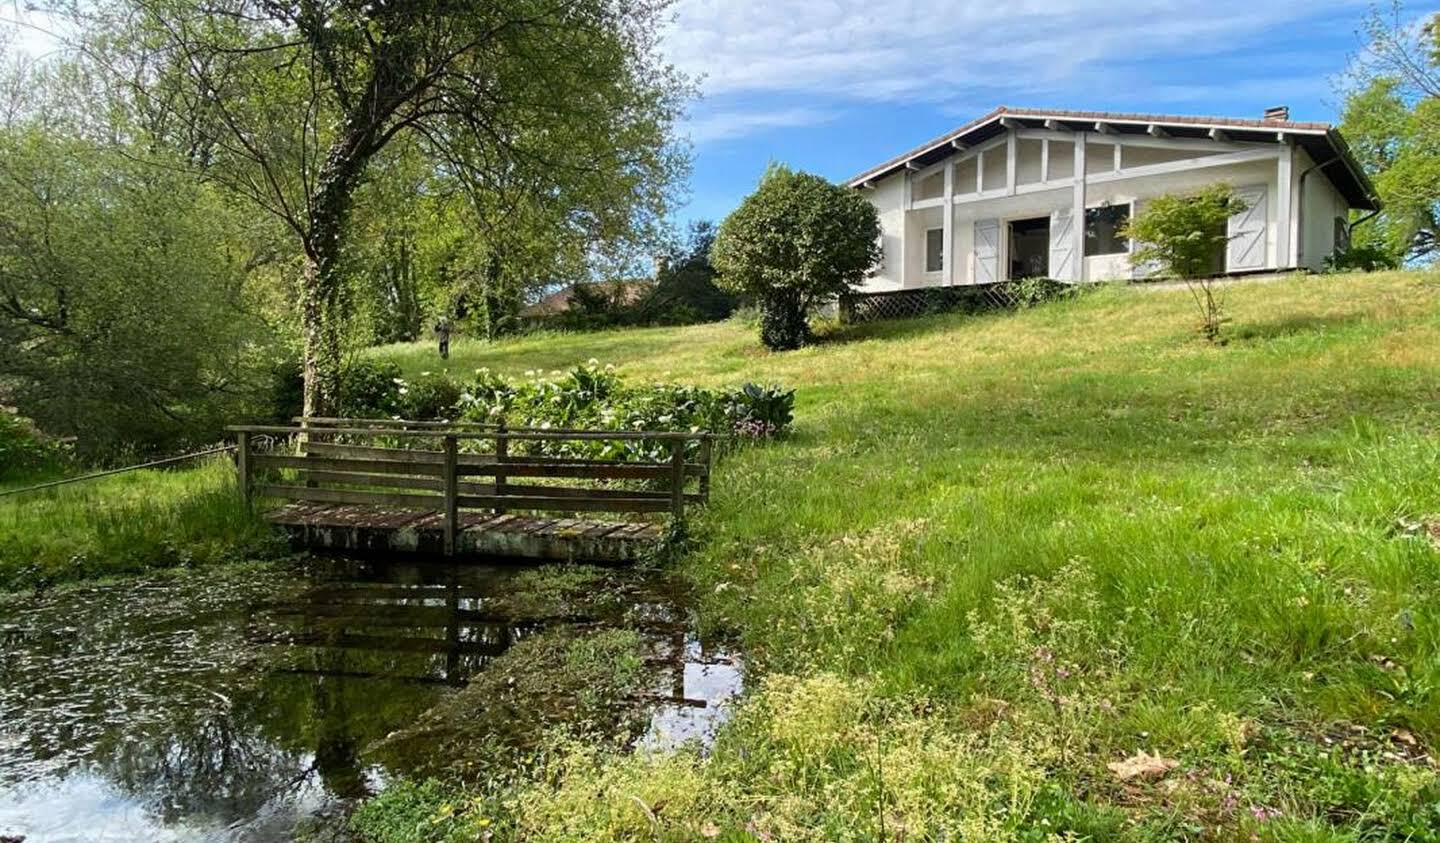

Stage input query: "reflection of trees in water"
[
  {"left": 263, "top": 562, "right": 517, "bottom": 799},
  {"left": 86, "top": 705, "right": 311, "bottom": 826},
  {"left": 1, "top": 559, "right": 713, "bottom": 836},
  {"left": 0, "top": 563, "right": 476, "bottom": 830},
  {"left": 309, "top": 649, "right": 367, "bottom": 801}
]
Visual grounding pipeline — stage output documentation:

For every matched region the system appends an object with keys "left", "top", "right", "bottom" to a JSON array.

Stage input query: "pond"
[{"left": 0, "top": 557, "right": 741, "bottom": 842}]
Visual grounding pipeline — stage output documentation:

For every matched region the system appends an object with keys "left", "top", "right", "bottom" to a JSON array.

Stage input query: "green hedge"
[{"left": 333, "top": 360, "right": 794, "bottom": 462}]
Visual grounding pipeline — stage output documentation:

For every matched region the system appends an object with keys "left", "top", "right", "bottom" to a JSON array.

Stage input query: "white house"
[{"left": 847, "top": 107, "right": 1379, "bottom": 290}]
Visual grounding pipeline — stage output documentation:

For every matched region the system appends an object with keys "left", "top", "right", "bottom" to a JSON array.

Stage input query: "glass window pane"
[
  {"left": 1084, "top": 205, "right": 1130, "bottom": 256},
  {"left": 926, "top": 228, "right": 944, "bottom": 272}
]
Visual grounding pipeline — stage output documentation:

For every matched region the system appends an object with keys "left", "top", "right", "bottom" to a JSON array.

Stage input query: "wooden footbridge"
[{"left": 228, "top": 419, "right": 717, "bottom": 563}]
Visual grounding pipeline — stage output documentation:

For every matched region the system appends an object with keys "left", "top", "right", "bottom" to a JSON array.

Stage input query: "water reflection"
[{"left": 0, "top": 558, "right": 741, "bottom": 842}]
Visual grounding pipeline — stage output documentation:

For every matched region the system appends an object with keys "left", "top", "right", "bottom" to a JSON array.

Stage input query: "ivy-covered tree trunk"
[
  {"left": 479, "top": 252, "right": 523, "bottom": 341},
  {"left": 298, "top": 259, "right": 340, "bottom": 420},
  {"left": 760, "top": 290, "right": 808, "bottom": 351},
  {"left": 300, "top": 137, "right": 377, "bottom": 417}
]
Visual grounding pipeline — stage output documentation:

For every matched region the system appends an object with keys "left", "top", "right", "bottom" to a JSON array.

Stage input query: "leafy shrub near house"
[
  {"left": 1325, "top": 242, "right": 1400, "bottom": 273},
  {"left": 1123, "top": 183, "right": 1248, "bottom": 343},
  {"left": 712, "top": 164, "right": 881, "bottom": 351},
  {"left": 1010, "top": 276, "right": 1077, "bottom": 308},
  {"left": 730, "top": 383, "right": 795, "bottom": 438}
]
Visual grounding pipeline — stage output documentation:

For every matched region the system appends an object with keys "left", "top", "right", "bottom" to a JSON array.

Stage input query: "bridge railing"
[{"left": 226, "top": 422, "right": 717, "bottom": 556}]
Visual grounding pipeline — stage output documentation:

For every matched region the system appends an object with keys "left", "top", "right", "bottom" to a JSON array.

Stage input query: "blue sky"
[
  {"left": 663, "top": 0, "right": 1386, "bottom": 226},
  {"left": 1, "top": 0, "right": 1404, "bottom": 232}
]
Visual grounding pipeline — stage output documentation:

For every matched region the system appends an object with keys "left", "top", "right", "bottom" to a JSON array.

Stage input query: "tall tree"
[
  {"left": 60, "top": 0, "right": 689, "bottom": 414},
  {"left": 1340, "top": 4, "right": 1440, "bottom": 262},
  {"left": 634, "top": 220, "right": 737, "bottom": 324},
  {"left": 0, "top": 121, "right": 277, "bottom": 456}
]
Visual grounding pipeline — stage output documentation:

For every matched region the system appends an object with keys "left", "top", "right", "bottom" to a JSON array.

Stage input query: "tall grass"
[
  {"left": 355, "top": 271, "right": 1440, "bottom": 840},
  {"left": 0, "top": 457, "right": 278, "bottom": 589}
]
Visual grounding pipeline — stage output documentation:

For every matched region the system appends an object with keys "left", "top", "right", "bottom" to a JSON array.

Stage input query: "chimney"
[{"left": 1263, "top": 105, "right": 1290, "bottom": 122}]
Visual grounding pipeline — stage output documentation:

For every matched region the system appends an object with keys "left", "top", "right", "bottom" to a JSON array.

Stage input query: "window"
[
  {"left": 925, "top": 228, "right": 944, "bottom": 273},
  {"left": 1085, "top": 204, "right": 1130, "bottom": 256}
]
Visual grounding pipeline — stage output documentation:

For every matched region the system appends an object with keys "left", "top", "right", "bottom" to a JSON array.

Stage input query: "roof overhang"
[{"left": 846, "top": 107, "right": 1380, "bottom": 211}]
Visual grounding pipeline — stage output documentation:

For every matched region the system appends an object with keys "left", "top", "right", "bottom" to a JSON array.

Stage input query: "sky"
[
  {"left": 663, "top": 0, "right": 1390, "bottom": 226},
  {"left": 0, "top": 1, "right": 1406, "bottom": 231}
]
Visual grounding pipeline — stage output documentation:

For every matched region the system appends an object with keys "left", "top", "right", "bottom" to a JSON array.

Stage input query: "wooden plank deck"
[{"left": 269, "top": 502, "right": 666, "bottom": 563}]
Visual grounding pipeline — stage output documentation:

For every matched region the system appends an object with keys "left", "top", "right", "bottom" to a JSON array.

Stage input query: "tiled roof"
[{"left": 846, "top": 105, "right": 1333, "bottom": 187}]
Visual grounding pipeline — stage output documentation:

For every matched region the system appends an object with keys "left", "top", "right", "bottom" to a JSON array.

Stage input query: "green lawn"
[
  {"left": 297, "top": 272, "right": 1440, "bottom": 838},
  {"left": 0, "top": 457, "right": 277, "bottom": 589}
]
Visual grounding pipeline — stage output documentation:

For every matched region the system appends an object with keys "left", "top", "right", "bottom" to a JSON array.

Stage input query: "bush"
[
  {"left": 1010, "top": 277, "right": 1075, "bottom": 308},
  {"left": 1325, "top": 243, "right": 1401, "bottom": 273},
  {"left": 712, "top": 164, "right": 881, "bottom": 351},
  {"left": 337, "top": 359, "right": 405, "bottom": 418},
  {"left": 0, "top": 412, "right": 69, "bottom": 482},
  {"left": 398, "top": 371, "right": 465, "bottom": 420},
  {"left": 311, "top": 361, "right": 795, "bottom": 461},
  {"left": 267, "top": 361, "right": 306, "bottom": 424},
  {"left": 1123, "top": 184, "right": 1249, "bottom": 343},
  {"left": 731, "top": 383, "right": 795, "bottom": 438},
  {"left": 449, "top": 362, "right": 794, "bottom": 462}
]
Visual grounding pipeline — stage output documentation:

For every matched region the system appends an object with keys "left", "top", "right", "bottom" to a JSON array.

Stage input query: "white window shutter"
[
  {"left": 1049, "top": 208, "right": 1075, "bottom": 280},
  {"left": 1227, "top": 185, "right": 1268, "bottom": 271},
  {"left": 974, "top": 219, "right": 1000, "bottom": 284}
]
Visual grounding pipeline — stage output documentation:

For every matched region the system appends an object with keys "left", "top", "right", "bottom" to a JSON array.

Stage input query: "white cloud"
[
  {"left": 683, "top": 105, "right": 839, "bottom": 143},
  {"left": 663, "top": 0, "right": 1367, "bottom": 141}
]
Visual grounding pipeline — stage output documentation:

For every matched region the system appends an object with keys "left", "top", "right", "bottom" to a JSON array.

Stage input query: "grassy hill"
[{"left": 375, "top": 271, "right": 1440, "bottom": 838}]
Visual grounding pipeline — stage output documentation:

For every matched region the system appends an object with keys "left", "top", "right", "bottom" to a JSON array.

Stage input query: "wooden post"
[
  {"left": 442, "top": 434, "right": 458, "bottom": 557},
  {"left": 493, "top": 422, "right": 509, "bottom": 515},
  {"left": 300, "top": 417, "right": 317, "bottom": 488},
  {"left": 698, "top": 437, "right": 713, "bottom": 503},
  {"left": 669, "top": 440, "right": 686, "bottom": 522},
  {"left": 236, "top": 430, "right": 251, "bottom": 510}
]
